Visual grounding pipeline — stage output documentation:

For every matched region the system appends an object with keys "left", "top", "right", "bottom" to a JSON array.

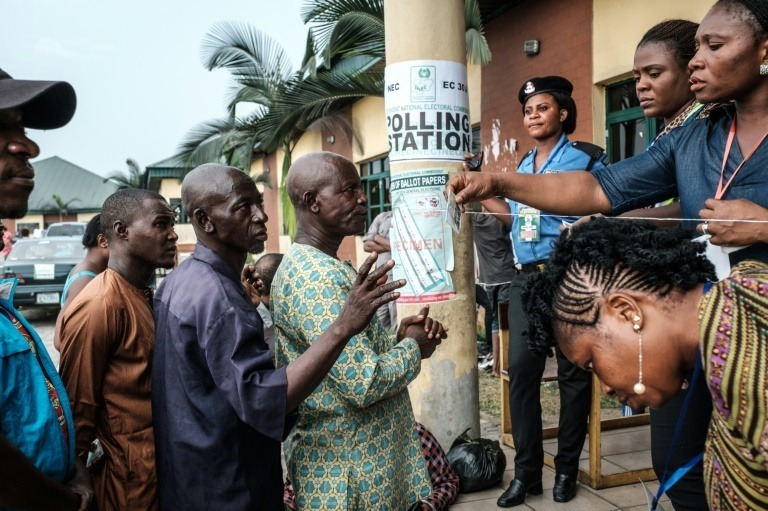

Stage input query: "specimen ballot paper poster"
[{"left": 390, "top": 168, "right": 455, "bottom": 303}]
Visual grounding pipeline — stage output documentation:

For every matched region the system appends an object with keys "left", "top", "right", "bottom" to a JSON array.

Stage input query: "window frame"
[{"left": 605, "top": 78, "right": 661, "bottom": 163}]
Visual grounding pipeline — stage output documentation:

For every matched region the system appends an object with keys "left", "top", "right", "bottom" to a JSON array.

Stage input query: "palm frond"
[
  {"left": 279, "top": 149, "right": 297, "bottom": 239},
  {"left": 319, "top": 12, "right": 384, "bottom": 67},
  {"left": 300, "top": 31, "right": 319, "bottom": 78},
  {"left": 254, "top": 67, "right": 383, "bottom": 151},
  {"left": 201, "top": 21, "right": 293, "bottom": 105},
  {"left": 172, "top": 116, "right": 261, "bottom": 171},
  {"left": 464, "top": 0, "right": 492, "bottom": 65},
  {"left": 302, "top": 0, "right": 384, "bottom": 67}
]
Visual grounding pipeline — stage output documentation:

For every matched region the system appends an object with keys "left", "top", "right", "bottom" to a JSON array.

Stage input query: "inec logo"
[{"left": 411, "top": 66, "right": 436, "bottom": 102}]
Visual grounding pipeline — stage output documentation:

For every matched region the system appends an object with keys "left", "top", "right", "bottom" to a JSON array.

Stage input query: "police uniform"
[{"left": 499, "top": 76, "right": 607, "bottom": 507}]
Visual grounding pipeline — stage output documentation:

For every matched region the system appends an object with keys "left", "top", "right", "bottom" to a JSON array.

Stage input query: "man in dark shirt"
[
  {"left": 473, "top": 211, "right": 516, "bottom": 377},
  {"left": 152, "top": 164, "right": 405, "bottom": 510}
]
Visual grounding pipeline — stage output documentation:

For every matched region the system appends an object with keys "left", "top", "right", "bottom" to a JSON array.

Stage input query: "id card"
[
  {"left": 446, "top": 190, "right": 462, "bottom": 233},
  {"left": 693, "top": 235, "right": 748, "bottom": 281},
  {"left": 518, "top": 207, "right": 540, "bottom": 242}
]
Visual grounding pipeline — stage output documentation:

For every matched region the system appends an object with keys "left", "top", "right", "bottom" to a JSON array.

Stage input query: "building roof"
[
  {"left": 146, "top": 155, "right": 191, "bottom": 192},
  {"left": 28, "top": 156, "right": 120, "bottom": 214}
]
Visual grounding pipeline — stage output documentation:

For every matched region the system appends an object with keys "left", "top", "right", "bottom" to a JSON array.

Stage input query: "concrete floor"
[{"left": 454, "top": 415, "right": 670, "bottom": 510}]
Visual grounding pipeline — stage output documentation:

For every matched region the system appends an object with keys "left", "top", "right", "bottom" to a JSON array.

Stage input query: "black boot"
[
  {"left": 552, "top": 473, "right": 578, "bottom": 503},
  {"left": 497, "top": 479, "right": 543, "bottom": 507}
]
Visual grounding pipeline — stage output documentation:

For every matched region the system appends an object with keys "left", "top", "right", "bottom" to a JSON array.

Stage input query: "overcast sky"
[{"left": 3, "top": 0, "right": 307, "bottom": 177}]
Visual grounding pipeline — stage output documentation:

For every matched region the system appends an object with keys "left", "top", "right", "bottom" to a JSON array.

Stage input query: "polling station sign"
[
  {"left": 390, "top": 168, "right": 455, "bottom": 303},
  {"left": 385, "top": 60, "right": 471, "bottom": 162}
]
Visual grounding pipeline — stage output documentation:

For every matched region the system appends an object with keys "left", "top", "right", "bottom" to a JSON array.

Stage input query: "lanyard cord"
[
  {"left": 651, "top": 351, "right": 703, "bottom": 510},
  {"left": 651, "top": 283, "right": 712, "bottom": 510},
  {"left": 716, "top": 116, "right": 768, "bottom": 200}
]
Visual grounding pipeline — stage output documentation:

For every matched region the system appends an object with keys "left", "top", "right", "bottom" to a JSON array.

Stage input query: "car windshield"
[
  {"left": 8, "top": 240, "right": 86, "bottom": 261},
  {"left": 47, "top": 225, "right": 85, "bottom": 237}
]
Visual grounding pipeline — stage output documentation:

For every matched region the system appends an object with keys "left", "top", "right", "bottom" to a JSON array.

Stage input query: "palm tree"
[
  {"left": 103, "top": 158, "right": 147, "bottom": 189},
  {"left": 175, "top": 1, "right": 491, "bottom": 238},
  {"left": 301, "top": 0, "right": 491, "bottom": 70},
  {"left": 44, "top": 194, "right": 79, "bottom": 222}
]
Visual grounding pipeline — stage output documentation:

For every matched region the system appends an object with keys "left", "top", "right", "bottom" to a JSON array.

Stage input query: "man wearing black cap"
[{"left": 0, "top": 68, "right": 92, "bottom": 511}]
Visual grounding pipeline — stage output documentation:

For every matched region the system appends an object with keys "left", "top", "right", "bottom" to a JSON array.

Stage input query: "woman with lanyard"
[
  {"left": 523, "top": 218, "right": 768, "bottom": 511},
  {"left": 479, "top": 75, "right": 608, "bottom": 508},
  {"left": 448, "top": 0, "right": 768, "bottom": 506}
]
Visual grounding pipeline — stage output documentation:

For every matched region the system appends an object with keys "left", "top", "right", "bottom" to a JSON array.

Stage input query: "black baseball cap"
[
  {"left": 0, "top": 68, "right": 76, "bottom": 129},
  {"left": 518, "top": 76, "right": 573, "bottom": 105}
]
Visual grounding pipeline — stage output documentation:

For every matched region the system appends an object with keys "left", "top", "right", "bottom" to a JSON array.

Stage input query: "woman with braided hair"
[
  {"left": 522, "top": 218, "right": 768, "bottom": 510},
  {"left": 449, "top": 1, "right": 768, "bottom": 507},
  {"left": 449, "top": 0, "right": 768, "bottom": 257},
  {"left": 634, "top": 19, "right": 718, "bottom": 145},
  {"left": 625, "top": 19, "right": 720, "bottom": 507}
]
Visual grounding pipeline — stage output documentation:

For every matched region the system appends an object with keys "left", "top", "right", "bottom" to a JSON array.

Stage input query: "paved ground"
[
  {"left": 24, "top": 307, "right": 668, "bottom": 511},
  {"left": 454, "top": 416, "right": 670, "bottom": 510}
]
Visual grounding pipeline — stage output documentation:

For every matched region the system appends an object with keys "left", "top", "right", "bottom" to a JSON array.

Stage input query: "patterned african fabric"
[
  {"left": 698, "top": 260, "right": 768, "bottom": 510},
  {"left": 273, "top": 243, "right": 431, "bottom": 510},
  {"left": 283, "top": 422, "right": 458, "bottom": 511}
]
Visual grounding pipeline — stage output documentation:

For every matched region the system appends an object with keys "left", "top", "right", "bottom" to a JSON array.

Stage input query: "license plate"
[{"left": 36, "top": 292, "right": 60, "bottom": 305}]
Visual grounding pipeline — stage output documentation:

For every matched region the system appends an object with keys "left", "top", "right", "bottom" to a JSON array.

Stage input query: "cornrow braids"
[
  {"left": 637, "top": 19, "right": 699, "bottom": 70},
  {"left": 717, "top": 0, "right": 768, "bottom": 42},
  {"left": 522, "top": 218, "right": 716, "bottom": 357}
]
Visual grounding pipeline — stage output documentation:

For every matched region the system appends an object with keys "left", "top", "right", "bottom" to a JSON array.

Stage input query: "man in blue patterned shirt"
[{"left": 273, "top": 152, "right": 446, "bottom": 511}]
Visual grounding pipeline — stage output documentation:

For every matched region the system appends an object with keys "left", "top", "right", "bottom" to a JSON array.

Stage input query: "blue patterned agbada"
[{"left": 273, "top": 243, "right": 431, "bottom": 510}]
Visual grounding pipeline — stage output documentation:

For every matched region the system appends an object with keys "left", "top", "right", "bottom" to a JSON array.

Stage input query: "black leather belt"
[{"left": 519, "top": 261, "right": 546, "bottom": 273}]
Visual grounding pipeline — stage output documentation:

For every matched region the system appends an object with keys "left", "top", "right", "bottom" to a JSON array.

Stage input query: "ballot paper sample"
[{"left": 390, "top": 168, "right": 455, "bottom": 303}]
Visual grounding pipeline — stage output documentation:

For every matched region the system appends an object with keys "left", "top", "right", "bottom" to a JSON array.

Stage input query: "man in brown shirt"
[{"left": 59, "top": 189, "right": 178, "bottom": 510}]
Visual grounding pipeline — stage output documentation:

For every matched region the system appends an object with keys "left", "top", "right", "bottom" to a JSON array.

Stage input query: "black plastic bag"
[{"left": 446, "top": 428, "right": 507, "bottom": 493}]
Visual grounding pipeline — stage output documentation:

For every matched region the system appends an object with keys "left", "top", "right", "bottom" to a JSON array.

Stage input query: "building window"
[
  {"left": 360, "top": 156, "right": 391, "bottom": 228},
  {"left": 605, "top": 79, "right": 661, "bottom": 163},
  {"left": 471, "top": 124, "right": 482, "bottom": 155},
  {"left": 359, "top": 125, "right": 481, "bottom": 228},
  {"left": 169, "top": 198, "right": 188, "bottom": 224}
]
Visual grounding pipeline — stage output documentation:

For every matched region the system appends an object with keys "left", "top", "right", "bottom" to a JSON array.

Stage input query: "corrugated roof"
[
  {"left": 28, "top": 156, "right": 121, "bottom": 213},
  {"left": 146, "top": 156, "right": 191, "bottom": 192}
]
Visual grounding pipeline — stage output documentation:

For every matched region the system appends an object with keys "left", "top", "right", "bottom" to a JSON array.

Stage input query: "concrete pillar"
[{"left": 384, "top": 0, "right": 480, "bottom": 448}]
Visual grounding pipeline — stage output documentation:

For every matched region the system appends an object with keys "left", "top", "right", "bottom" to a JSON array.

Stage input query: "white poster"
[
  {"left": 390, "top": 168, "right": 455, "bottom": 303},
  {"left": 385, "top": 60, "right": 471, "bottom": 162}
]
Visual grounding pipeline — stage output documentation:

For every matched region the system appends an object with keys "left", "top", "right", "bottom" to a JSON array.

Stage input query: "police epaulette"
[{"left": 570, "top": 141, "right": 605, "bottom": 172}]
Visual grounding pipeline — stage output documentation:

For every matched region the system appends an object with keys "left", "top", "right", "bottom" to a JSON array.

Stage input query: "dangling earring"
[
  {"left": 761, "top": 64, "right": 768, "bottom": 76},
  {"left": 632, "top": 315, "right": 646, "bottom": 395}
]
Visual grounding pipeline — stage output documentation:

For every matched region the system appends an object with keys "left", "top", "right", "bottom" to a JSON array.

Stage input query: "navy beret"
[{"left": 518, "top": 76, "right": 574, "bottom": 105}]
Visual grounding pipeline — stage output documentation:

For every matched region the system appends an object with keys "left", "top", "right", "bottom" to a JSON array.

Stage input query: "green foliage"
[
  {"left": 43, "top": 194, "right": 80, "bottom": 221},
  {"left": 103, "top": 158, "right": 147, "bottom": 189},
  {"left": 173, "top": 0, "right": 492, "bottom": 239}
]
